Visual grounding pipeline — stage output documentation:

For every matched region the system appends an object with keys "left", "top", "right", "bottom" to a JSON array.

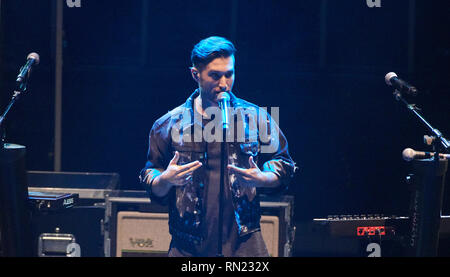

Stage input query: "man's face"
[{"left": 192, "top": 55, "right": 235, "bottom": 105}]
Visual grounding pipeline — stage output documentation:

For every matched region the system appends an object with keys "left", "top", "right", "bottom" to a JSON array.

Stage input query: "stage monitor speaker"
[
  {"left": 0, "top": 144, "right": 32, "bottom": 257},
  {"left": 115, "top": 212, "right": 280, "bottom": 257}
]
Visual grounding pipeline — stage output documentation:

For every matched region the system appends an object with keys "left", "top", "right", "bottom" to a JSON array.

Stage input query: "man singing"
[{"left": 139, "top": 36, "right": 296, "bottom": 257}]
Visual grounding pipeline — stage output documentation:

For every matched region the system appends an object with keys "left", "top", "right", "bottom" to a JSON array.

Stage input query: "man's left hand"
[{"left": 227, "top": 156, "right": 279, "bottom": 188}]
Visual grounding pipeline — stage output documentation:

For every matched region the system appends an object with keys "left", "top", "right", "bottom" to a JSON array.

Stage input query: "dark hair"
[{"left": 191, "top": 36, "right": 236, "bottom": 70}]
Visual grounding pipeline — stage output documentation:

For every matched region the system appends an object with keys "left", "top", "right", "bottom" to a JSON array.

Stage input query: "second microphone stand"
[
  {"left": 394, "top": 89, "right": 449, "bottom": 256},
  {"left": 0, "top": 66, "right": 34, "bottom": 257},
  {"left": 394, "top": 90, "right": 450, "bottom": 153}
]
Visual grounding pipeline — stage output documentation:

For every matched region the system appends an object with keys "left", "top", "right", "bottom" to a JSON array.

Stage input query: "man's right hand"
[
  {"left": 159, "top": 151, "right": 203, "bottom": 187},
  {"left": 149, "top": 151, "right": 203, "bottom": 197}
]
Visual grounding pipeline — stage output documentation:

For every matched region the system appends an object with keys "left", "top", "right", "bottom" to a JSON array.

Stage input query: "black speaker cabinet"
[
  {"left": 0, "top": 144, "right": 32, "bottom": 257},
  {"left": 103, "top": 191, "right": 294, "bottom": 257},
  {"left": 30, "top": 206, "right": 105, "bottom": 257},
  {"left": 27, "top": 171, "right": 120, "bottom": 257}
]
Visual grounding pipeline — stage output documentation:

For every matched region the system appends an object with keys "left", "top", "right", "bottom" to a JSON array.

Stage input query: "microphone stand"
[
  {"left": 393, "top": 90, "right": 450, "bottom": 152},
  {"left": 0, "top": 69, "right": 34, "bottom": 257},
  {"left": 217, "top": 123, "right": 227, "bottom": 257},
  {"left": 394, "top": 89, "right": 449, "bottom": 256},
  {"left": 217, "top": 97, "right": 230, "bottom": 257},
  {"left": 0, "top": 76, "right": 29, "bottom": 148}
]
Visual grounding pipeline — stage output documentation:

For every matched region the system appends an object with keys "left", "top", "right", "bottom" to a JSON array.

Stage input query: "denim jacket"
[{"left": 139, "top": 90, "right": 296, "bottom": 245}]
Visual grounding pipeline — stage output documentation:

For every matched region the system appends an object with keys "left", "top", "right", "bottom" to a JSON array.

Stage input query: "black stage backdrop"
[{"left": 1, "top": 0, "right": 449, "bottom": 224}]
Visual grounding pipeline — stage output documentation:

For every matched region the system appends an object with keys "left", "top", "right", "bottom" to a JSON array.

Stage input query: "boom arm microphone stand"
[
  {"left": 393, "top": 90, "right": 450, "bottom": 152},
  {"left": 0, "top": 68, "right": 31, "bottom": 146},
  {"left": 393, "top": 89, "right": 449, "bottom": 256},
  {"left": 0, "top": 61, "right": 36, "bottom": 257}
]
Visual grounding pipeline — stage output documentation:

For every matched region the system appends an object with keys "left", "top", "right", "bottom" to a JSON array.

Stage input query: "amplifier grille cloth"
[{"left": 116, "top": 211, "right": 279, "bottom": 257}]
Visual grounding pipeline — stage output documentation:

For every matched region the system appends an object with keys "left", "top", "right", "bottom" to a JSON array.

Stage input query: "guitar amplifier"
[{"left": 103, "top": 191, "right": 294, "bottom": 257}]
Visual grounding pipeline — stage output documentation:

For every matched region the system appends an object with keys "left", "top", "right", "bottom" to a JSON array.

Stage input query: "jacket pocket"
[
  {"left": 171, "top": 142, "right": 207, "bottom": 165},
  {"left": 228, "top": 141, "right": 260, "bottom": 201},
  {"left": 235, "top": 141, "right": 260, "bottom": 168},
  {"left": 171, "top": 142, "right": 206, "bottom": 218}
]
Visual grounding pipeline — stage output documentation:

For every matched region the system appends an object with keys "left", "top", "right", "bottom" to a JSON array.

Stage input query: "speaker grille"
[
  {"left": 116, "top": 211, "right": 280, "bottom": 257},
  {"left": 116, "top": 212, "right": 170, "bottom": 257},
  {"left": 260, "top": 215, "right": 279, "bottom": 257}
]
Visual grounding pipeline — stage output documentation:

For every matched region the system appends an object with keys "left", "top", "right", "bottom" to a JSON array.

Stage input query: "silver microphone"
[
  {"left": 218, "top": 92, "right": 231, "bottom": 130},
  {"left": 402, "top": 148, "right": 450, "bottom": 161},
  {"left": 16, "top": 52, "right": 40, "bottom": 83},
  {"left": 385, "top": 72, "right": 418, "bottom": 96}
]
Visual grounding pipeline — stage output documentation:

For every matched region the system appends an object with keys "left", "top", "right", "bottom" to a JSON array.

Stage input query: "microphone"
[
  {"left": 16, "top": 52, "right": 40, "bottom": 83},
  {"left": 385, "top": 72, "right": 418, "bottom": 96},
  {"left": 402, "top": 148, "right": 450, "bottom": 161},
  {"left": 218, "top": 92, "right": 231, "bottom": 130}
]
